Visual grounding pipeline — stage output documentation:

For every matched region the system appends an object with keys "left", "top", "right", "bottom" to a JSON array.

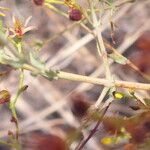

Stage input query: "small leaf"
[
  {"left": 143, "top": 98, "right": 150, "bottom": 106},
  {"left": 0, "top": 50, "right": 10, "bottom": 64},
  {"left": 45, "top": 69, "right": 59, "bottom": 80},
  {"left": 108, "top": 0, "right": 114, "bottom": 3},
  {"left": 0, "top": 50, "right": 23, "bottom": 68},
  {"left": 29, "top": 51, "right": 45, "bottom": 70},
  {"left": 103, "top": 116, "right": 125, "bottom": 135},
  {"left": 109, "top": 53, "right": 127, "bottom": 65},
  {"left": 22, "top": 133, "right": 68, "bottom": 150},
  {"left": 0, "top": 90, "right": 11, "bottom": 104},
  {"left": 34, "top": 40, "right": 43, "bottom": 50},
  {"left": 124, "top": 143, "right": 137, "bottom": 150},
  {"left": 66, "top": 130, "right": 83, "bottom": 145},
  {"left": 101, "top": 129, "right": 131, "bottom": 145}
]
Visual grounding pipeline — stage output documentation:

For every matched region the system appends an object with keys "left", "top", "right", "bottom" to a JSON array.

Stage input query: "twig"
[
  {"left": 75, "top": 102, "right": 111, "bottom": 150},
  {"left": 17, "top": 64, "right": 150, "bottom": 91},
  {"left": 57, "top": 71, "right": 150, "bottom": 91},
  {"left": 104, "top": 40, "right": 150, "bottom": 81}
]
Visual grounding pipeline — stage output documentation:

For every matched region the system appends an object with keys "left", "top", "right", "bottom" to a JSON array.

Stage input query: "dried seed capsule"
[
  {"left": 69, "top": 8, "right": 82, "bottom": 21},
  {"left": 33, "top": 0, "right": 44, "bottom": 6}
]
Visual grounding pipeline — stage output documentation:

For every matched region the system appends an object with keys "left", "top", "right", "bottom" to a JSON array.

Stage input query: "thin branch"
[
  {"left": 104, "top": 40, "right": 150, "bottom": 81},
  {"left": 57, "top": 71, "right": 150, "bottom": 91},
  {"left": 91, "top": 0, "right": 112, "bottom": 80},
  {"left": 75, "top": 102, "right": 111, "bottom": 150},
  {"left": 22, "top": 64, "right": 150, "bottom": 91}
]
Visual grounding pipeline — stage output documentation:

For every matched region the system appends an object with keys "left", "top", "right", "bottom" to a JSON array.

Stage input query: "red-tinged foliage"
[
  {"left": 69, "top": 9, "right": 82, "bottom": 21},
  {"left": 70, "top": 92, "right": 91, "bottom": 118},
  {"left": 129, "top": 105, "right": 141, "bottom": 111},
  {"left": 66, "top": 128, "right": 84, "bottom": 145},
  {"left": 133, "top": 32, "right": 150, "bottom": 75},
  {"left": 126, "top": 124, "right": 146, "bottom": 143},
  {"left": 103, "top": 117, "right": 125, "bottom": 135},
  {"left": 143, "top": 121, "right": 150, "bottom": 131},
  {"left": 0, "top": 90, "right": 11, "bottom": 104},
  {"left": 134, "top": 51, "right": 150, "bottom": 75},
  {"left": 22, "top": 133, "right": 68, "bottom": 150},
  {"left": 103, "top": 111, "right": 150, "bottom": 146},
  {"left": 33, "top": 0, "right": 44, "bottom": 6},
  {"left": 129, "top": 100, "right": 146, "bottom": 111},
  {"left": 136, "top": 32, "right": 150, "bottom": 52},
  {"left": 124, "top": 143, "right": 138, "bottom": 150},
  {"left": 125, "top": 112, "right": 150, "bottom": 143}
]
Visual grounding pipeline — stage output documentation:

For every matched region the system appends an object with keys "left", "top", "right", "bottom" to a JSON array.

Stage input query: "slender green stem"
[{"left": 8, "top": 69, "right": 24, "bottom": 150}]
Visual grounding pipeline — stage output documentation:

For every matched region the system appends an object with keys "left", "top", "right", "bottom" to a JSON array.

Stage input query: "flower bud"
[
  {"left": 33, "top": 0, "right": 44, "bottom": 6},
  {"left": 69, "top": 8, "right": 82, "bottom": 21},
  {"left": 0, "top": 90, "right": 10, "bottom": 104},
  {"left": 70, "top": 92, "right": 90, "bottom": 118}
]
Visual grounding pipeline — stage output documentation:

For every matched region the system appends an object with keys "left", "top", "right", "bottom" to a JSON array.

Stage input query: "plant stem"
[
  {"left": 9, "top": 69, "right": 24, "bottom": 148},
  {"left": 88, "top": 0, "right": 112, "bottom": 108},
  {"left": 57, "top": 71, "right": 150, "bottom": 90},
  {"left": 75, "top": 102, "right": 111, "bottom": 150},
  {"left": 95, "top": 87, "right": 110, "bottom": 107},
  {"left": 91, "top": 1, "right": 111, "bottom": 80},
  {"left": 22, "top": 64, "right": 150, "bottom": 91}
]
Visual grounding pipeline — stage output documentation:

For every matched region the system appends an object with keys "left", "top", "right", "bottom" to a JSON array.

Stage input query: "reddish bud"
[
  {"left": 22, "top": 133, "right": 68, "bottom": 150},
  {"left": 143, "top": 121, "right": 150, "bottom": 131},
  {"left": 70, "top": 92, "right": 90, "bottom": 118},
  {"left": 33, "top": 0, "right": 44, "bottom": 6},
  {"left": 124, "top": 143, "right": 137, "bottom": 150},
  {"left": 0, "top": 90, "right": 11, "bottom": 104},
  {"left": 69, "top": 9, "right": 82, "bottom": 21}
]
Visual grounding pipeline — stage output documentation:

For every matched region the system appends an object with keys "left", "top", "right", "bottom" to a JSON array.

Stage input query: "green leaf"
[
  {"left": 29, "top": 51, "right": 45, "bottom": 70},
  {"left": 66, "top": 130, "right": 83, "bottom": 145},
  {"left": 45, "top": 69, "right": 59, "bottom": 80},
  {"left": 107, "top": 0, "right": 114, "bottom": 4},
  {"left": 0, "top": 50, "right": 10, "bottom": 64},
  {"left": 143, "top": 98, "right": 150, "bottom": 106},
  {"left": 109, "top": 53, "right": 128, "bottom": 65},
  {"left": 13, "top": 38, "right": 22, "bottom": 53},
  {"left": 34, "top": 40, "right": 43, "bottom": 51},
  {"left": 0, "top": 50, "right": 23, "bottom": 68}
]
